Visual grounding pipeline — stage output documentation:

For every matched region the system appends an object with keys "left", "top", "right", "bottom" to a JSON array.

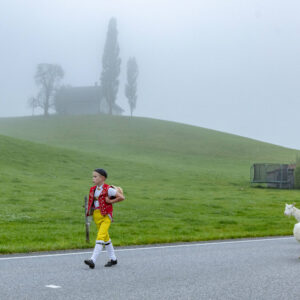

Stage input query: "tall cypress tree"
[
  {"left": 100, "top": 18, "right": 121, "bottom": 115},
  {"left": 125, "top": 57, "right": 139, "bottom": 117}
]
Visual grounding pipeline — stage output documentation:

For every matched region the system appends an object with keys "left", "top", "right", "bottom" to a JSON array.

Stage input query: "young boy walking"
[{"left": 84, "top": 168, "right": 125, "bottom": 269}]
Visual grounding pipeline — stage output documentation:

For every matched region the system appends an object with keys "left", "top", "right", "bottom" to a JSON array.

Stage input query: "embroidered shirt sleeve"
[{"left": 108, "top": 188, "right": 117, "bottom": 198}]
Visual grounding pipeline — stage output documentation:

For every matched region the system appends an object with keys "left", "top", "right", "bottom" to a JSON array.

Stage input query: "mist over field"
[
  {"left": 1, "top": 0, "right": 300, "bottom": 149},
  {"left": 1, "top": 0, "right": 300, "bottom": 257}
]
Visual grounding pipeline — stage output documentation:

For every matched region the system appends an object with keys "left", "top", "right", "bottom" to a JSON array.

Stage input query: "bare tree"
[
  {"left": 125, "top": 57, "right": 138, "bottom": 117},
  {"left": 34, "top": 63, "right": 64, "bottom": 116},
  {"left": 27, "top": 96, "right": 39, "bottom": 116}
]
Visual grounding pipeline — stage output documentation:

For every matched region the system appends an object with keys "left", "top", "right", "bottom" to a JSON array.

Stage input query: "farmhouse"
[{"left": 54, "top": 85, "right": 124, "bottom": 115}]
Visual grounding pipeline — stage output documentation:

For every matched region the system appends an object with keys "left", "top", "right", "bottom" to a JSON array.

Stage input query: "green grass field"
[{"left": 0, "top": 115, "right": 299, "bottom": 254}]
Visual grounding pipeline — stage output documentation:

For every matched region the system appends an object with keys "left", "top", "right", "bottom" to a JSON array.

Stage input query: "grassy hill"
[{"left": 0, "top": 115, "right": 299, "bottom": 254}]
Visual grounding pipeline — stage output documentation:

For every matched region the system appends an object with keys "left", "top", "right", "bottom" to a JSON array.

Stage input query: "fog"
[{"left": 1, "top": 0, "right": 300, "bottom": 149}]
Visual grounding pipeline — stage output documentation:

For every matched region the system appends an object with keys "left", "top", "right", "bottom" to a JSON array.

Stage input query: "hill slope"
[
  {"left": 0, "top": 115, "right": 298, "bottom": 180},
  {"left": 0, "top": 115, "right": 299, "bottom": 253},
  {"left": 0, "top": 114, "right": 297, "bottom": 161}
]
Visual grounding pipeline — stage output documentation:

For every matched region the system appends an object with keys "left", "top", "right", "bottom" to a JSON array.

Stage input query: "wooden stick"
[{"left": 84, "top": 195, "right": 90, "bottom": 243}]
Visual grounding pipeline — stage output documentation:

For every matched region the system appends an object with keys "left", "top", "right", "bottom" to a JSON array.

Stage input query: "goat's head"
[{"left": 284, "top": 203, "right": 294, "bottom": 216}]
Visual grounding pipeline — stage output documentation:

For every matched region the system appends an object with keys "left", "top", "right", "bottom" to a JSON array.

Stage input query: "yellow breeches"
[{"left": 93, "top": 209, "right": 111, "bottom": 242}]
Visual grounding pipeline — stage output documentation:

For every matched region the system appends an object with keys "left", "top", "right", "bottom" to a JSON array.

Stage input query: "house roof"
[{"left": 56, "top": 86, "right": 102, "bottom": 102}]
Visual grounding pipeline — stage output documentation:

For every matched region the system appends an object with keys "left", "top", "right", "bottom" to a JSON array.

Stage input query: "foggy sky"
[{"left": 1, "top": 0, "right": 300, "bottom": 149}]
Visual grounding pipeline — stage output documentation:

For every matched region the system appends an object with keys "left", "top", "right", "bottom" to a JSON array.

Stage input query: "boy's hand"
[{"left": 105, "top": 197, "right": 112, "bottom": 204}]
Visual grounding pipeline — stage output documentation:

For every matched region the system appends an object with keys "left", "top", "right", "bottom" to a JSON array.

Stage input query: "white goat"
[
  {"left": 284, "top": 204, "right": 300, "bottom": 246},
  {"left": 284, "top": 203, "right": 300, "bottom": 222},
  {"left": 294, "top": 223, "right": 300, "bottom": 243}
]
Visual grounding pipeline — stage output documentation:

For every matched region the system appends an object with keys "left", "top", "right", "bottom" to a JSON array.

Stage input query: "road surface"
[{"left": 1, "top": 237, "right": 300, "bottom": 300}]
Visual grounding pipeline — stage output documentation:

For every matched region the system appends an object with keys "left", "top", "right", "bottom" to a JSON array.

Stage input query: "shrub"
[{"left": 294, "top": 157, "right": 300, "bottom": 189}]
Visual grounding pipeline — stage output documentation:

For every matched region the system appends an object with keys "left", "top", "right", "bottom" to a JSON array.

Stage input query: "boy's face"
[{"left": 92, "top": 171, "right": 105, "bottom": 186}]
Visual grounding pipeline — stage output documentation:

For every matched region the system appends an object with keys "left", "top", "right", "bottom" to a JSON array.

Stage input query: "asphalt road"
[{"left": 1, "top": 237, "right": 300, "bottom": 300}]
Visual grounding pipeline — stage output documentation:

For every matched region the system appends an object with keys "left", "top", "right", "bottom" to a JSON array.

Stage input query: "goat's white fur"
[
  {"left": 284, "top": 203, "right": 300, "bottom": 222},
  {"left": 294, "top": 223, "right": 300, "bottom": 242},
  {"left": 284, "top": 204, "right": 300, "bottom": 244}
]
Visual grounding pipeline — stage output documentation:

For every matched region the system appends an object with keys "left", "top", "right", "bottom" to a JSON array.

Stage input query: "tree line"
[{"left": 28, "top": 18, "right": 138, "bottom": 117}]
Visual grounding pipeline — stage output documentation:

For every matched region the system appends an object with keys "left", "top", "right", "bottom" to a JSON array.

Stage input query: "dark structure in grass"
[
  {"left": 54, "top": 85, "right": 124, "bottom": 116},
  {"left": 250, "top": 163, "right": 296, "bottom": 189}
]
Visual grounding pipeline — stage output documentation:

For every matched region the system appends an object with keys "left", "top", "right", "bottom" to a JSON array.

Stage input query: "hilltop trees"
[
  {"left": 125, "top": 57, "right": 138, "bottom": 117},
  {"left": 34, "top": 64, "right": 64, "bottom": 116},
  {"left": 28, "top": 18, "right": 140, "bottom": 118},
  {"left": 100, "top": 18, "right": 121, "bottom": 115}
]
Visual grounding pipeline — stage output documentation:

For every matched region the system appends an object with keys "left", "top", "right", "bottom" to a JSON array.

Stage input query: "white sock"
[
  {"left": 91, "top": 241, "right": 104, "bottom": 263},
  {"left": 106, "top": 242, "right": 117, "bottom": 261}
]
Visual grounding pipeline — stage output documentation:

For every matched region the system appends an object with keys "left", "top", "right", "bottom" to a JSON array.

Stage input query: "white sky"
[{"left": 1, "top": 0, "right": 300, "bottom": 149}]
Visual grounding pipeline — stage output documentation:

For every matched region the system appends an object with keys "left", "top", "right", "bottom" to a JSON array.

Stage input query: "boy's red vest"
[{"left": 87, "top": 184, "right": 113, "bottom": 219}]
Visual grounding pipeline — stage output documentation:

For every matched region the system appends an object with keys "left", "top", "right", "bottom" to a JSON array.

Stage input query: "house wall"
[{"left": 54, "top": 87, "right": 123, "bottom": 116}]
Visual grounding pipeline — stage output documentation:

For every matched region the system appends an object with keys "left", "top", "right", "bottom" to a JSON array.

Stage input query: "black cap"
[{"left": 94, "top": 168, "right": 108, "bottom": 178}]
